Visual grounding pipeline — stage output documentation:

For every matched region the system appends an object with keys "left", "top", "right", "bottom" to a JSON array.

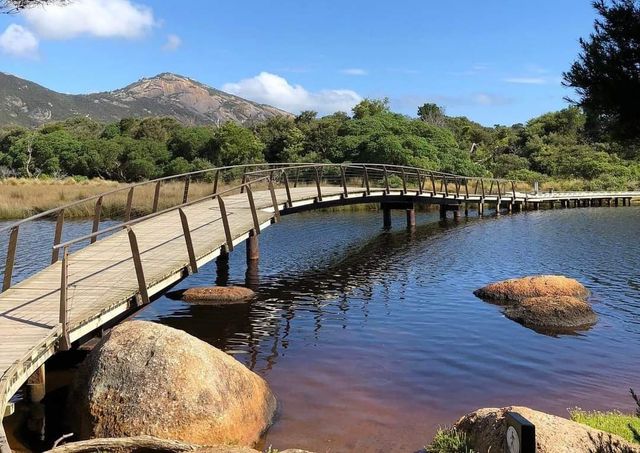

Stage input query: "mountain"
[{"left": 0, "top": 72, "right": 291, "bottom": 127}]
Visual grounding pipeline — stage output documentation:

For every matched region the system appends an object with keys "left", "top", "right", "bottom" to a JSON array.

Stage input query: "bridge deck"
[{"left": 0, "top": 184, "right": 638, "bottom": 412}]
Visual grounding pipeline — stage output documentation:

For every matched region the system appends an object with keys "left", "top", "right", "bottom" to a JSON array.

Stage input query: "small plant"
[{"left": 425, "top": 427, "right": 475, "bottom": 453}]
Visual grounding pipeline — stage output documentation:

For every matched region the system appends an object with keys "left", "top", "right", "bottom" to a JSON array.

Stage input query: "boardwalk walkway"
[{"left": 1, "top": 163, "right": 639, "bottom": 451}]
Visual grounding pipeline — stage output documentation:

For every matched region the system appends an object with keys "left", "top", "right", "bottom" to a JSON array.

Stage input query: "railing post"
[
  {"left": 464, "top": 179, "right": 470, "bottom": 198},
  {"left": 268, "top": 179, "right": 281, "bottom": 222},
  {"left": 417, "top": 170, "right": 424, "bottom": 195},
  {"left": 90, "top": 196, "right": 103, "bottom": 244},
  {"left": 2, "top": 226, "right": 19, "bottom": 292},
  {"left": 127, "top": 227, "right": 149, "bottom": 307},
  {"left": 481, "top": 179, "right": 486, "bottom": 197},
  {"left": 511, "top": 181, "right": 517, "bottom": 199},
  {"left": 383, "top": 166, "right": 390, "bottom": 194},
  {"left": 217, "top": 196, "right": 234, "bottom": 252},
  {"left": 294, "top": 168, "right": 300, "bottom": 188},
  {"left": 213, "top": 170, "right": 220, "bottom": 194},
  {"left": 178, "top": 208, "right": 198, "bottom": 274},
  {"left": 283, "top": 171, "right": 293, "bottom": 207},
  {"left": 363, "top": 165, "right": 371, "bottom": 195},
  {"left": 124, "top": 187, "right": 135, "bottom": 222},
  {"left": 58, "top": 245, "right": 71, "bottom": 351},
  {"left": 314, "top": 167, "right": 323, "bottom": 201},
  {"left": 182, "top": 176, "right": 191, "bottom": 204},
  {"left": 430, "top": 172, "right": 436, "bottom": 195},
  {"left": 401, "top": 168, "right": 408, "bottom": 194},
  {"left": 152, "top": 181, "right": 161, "bottom": 213},
  {"left": 51, "top": 209, "right": 65, "bottom": 264},
  {"left": 489, "top": 180, "right": 494, "bottom": 195},
  {"left": 240, "top": 168, "right": 248, "bottom": 194},
  {"left": 454, "top": 178, "right": 460, "bottom": 197},
  {"left": 496, "top": 180, "right": 501, "bottom": 197},
  {"left": 443, "top": 176, "right": 449, "bottom": 197},
  {"left": 246, "top": 185, "right": 261, "bottom": 233},
  {"left": 341, "top": 165, "right": 349, "bottom": 197}
]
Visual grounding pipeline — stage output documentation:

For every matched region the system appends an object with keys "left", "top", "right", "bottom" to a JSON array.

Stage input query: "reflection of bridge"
[{"left": 0, "top": 163, "right": 638, "bottom": 451}]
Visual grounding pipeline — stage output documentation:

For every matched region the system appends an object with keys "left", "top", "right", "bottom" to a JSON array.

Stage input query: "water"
[{"left": 4, "top": 207, "right": 640, "bottom": 452}]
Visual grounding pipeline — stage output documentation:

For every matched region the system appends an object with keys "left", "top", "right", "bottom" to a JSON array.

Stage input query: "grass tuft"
[
  {"left": 425, "top": 427, "right": 476, "bottom": 453},
  {"left": 570, "top": 408, "right": 640, "bottom": 444}
]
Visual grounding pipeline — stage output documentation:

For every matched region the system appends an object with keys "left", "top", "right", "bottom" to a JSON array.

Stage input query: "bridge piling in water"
[
  {"left": 406, "top": 209, "right": 416, "bottom": 228},
  {"left": 383, "top": 206, "right": 392, "bottom": 229},
  {"left": 246, "top": 229, "right": 259, "bottom": 262}
]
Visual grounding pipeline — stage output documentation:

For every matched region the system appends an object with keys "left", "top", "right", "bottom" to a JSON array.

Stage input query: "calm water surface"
[{"left": 3, "top": 207, "right": 640, "bottom": 452}]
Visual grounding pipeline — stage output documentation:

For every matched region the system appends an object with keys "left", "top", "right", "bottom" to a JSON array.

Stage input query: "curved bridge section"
[{"left": 0, "top": 163, "right": 638, "bottom": 449}]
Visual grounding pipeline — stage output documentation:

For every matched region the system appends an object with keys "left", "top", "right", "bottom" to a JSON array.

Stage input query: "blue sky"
[{"left": 0, "top": 0, "right": 597, "bottom": 126}]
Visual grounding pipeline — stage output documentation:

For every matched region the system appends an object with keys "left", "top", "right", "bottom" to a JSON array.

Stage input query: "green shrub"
[
  {"left": 570, "top": 409, "right": 640, "bottom": 444},
  {"left": 426, "top": 427, "right": 476, "bottom": 453}
]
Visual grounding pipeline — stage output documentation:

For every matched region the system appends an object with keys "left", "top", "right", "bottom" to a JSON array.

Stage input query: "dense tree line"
[{"left": 1, "top": 98, "right": 640, "bottom": 189}]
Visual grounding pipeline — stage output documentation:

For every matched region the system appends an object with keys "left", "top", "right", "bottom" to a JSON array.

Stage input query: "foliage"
[
  {"left": 570, "top": 408, "right": 640, "bottom": 444},
  {"left": 425, "top": 427, "right": 476, "bottom": 453},
  {"left": 563, "top": 0, "right": 640, "bottom": 142}
]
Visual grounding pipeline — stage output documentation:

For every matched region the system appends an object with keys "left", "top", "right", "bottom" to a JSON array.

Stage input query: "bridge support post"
[
  {"left": 439, "top": 204, "right": 447, "bottom": 220},
  {"left": 615, "top": 198, "right": 619, "bottom": 207},
  {"left": 245, "top": 259, "right": 259, "bottom": 291},
  {"left": 453, "top": 208, "right": 460, "bottom": 220},
  {"left": 246, "top": 230, "right": 259, "bottom": 263},
  {"left": 406, "top": 209, "right": 416, "bottom": 228},
  {"left": 464, "top": 204, "right": 469, "bottom": 217},
  {"left": 479, "top": 201, "right": 484, "bottom": 217},
  {"left": 508, "top": 202, "right": 513, "bottom": 213},
  {"left": 27, "top": 365, "right": 46, "bottom": 403},
  {"left": 383, "top": 207, "right": 392, "bottom": 229},
  {"left": 215, "top": 247, "right": 229, "bottom": 286}
]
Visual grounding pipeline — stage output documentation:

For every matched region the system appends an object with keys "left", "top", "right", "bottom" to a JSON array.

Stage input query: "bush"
[{"left": 426, "top": 427, "right": 475, "bottom": 453}]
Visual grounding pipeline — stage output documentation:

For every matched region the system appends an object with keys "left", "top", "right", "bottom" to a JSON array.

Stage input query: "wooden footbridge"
[{"left": 0, "top": 162, "right": 638, "bottom": 451}]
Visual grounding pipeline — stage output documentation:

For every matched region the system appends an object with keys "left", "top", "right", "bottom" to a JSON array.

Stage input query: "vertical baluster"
[
  {"left": 383, "top": 166, "right": 390, "bottom": 194},
  {"left": 152, "top": 181, "right": 161, "bottom": 213},
  {"left": 246, "top": 185, "right": 261, "bottom": 233},
  {"left": 124, "top": 187, "right": 135, "bottom": 222},
  {"left": 481, "top": 179, "right": 486, "bottom": 197},
  {"left": 294, "top": 168, "right": 300, "bottom": 188},
  {"left": 455, "top": 178, "right": 460, "bottom": 197},
  {"left": 314, "top": 167, "right": 323, "bottom": 201},
  {"left": 363, "top": 166, "right": 371, "bottom": 195},
  {"left": 511, "top": 180, "right": 517, "bottom": 199},
  {"left": 464, "top": 179, "right": 470, "bottom": 198},
  {"left": 51, "top": 209, "right": 65, "bottom": 264},
  {"left": 282, "top": 171, "right": 293, "bottom": 207},
  {"left": 213, "top": 170, "right": 220, "bottom": 194},
  {"left": 401, "top": 168, "right": 408, "bottom": 194},
  {"left": 240, "top": 167, "right": 248, "bottom": 194},
  {"left": 341, "top": 165, "right": 348, "bottom": 197},
  {"left": 178, "top": 209, "right": 198, "bottom": 274},
  {"left": 182, "top": 176, "right": 191, "bottom": 204},
  {"left": 127, "top": 227, "right": 149, "bottom": 306},
  {"left": 90, "top": 196, "right": 103, "bottom": 244},
  {"left": 2, "top": 226, "right": 19, "bottom": 292},
  {"left": 443, "top": 176, "right": 449, "bottom": 197},
  {"left": 268, "top": 179, "right": 281, "bottom": 221},
  {"left": 430, "top": 172, "right": 436, "bottom": 195},
  {"left": 417, "top": 170, "right": 423, "bottom": 195},
  {"left": 217, "top": 196, "right": 234, "bottom": 252},
  {"left": 58, "top": 245, "right": 71, "bottom": 351}
]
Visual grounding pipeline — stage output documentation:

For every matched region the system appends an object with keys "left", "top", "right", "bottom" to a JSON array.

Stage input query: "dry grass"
[
  {"left": 474, "top": 275, "right": 590, "bottom": 302},
  {"left": 0, "top": 178, "right": 222, "bottom": 220}
]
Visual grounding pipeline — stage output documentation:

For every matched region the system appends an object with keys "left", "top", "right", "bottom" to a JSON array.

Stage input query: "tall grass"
[{"left": 0, "top": 178, "right": 218, "bottom": 220}]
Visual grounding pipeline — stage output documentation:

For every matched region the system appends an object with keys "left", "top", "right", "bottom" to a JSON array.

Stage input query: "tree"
[
  {"left": 211, "top": 122, "right": 264, "bottom": 166},
  {"left": 255, "top": 117, "right": 304, "bottom": 162},
  {"left": 563, "top": 0, "right": 640, "bottom": 142},
  {"left": 1, "top": 0, "right": 65, "bottom": 13},
  {"left": 417, "top": 103, "right": 446, "bottom": 127},
  {"left": 352, "top": 98, "right": 390, "bottom": 119}
]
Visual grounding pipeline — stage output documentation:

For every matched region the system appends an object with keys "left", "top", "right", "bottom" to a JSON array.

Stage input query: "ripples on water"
[{"left": 3, "top": 207, "right": 640, "bottom": 452}]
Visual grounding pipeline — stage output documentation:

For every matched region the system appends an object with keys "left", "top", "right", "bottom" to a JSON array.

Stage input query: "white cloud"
[
  {"left": 504, "top": 77, "right": 547, "bottom": 85},
  {"left": 23, "top": 0, "right": 156, "bottom": 40},
  {"left": 162, "top": 34, "right": 181, "bottom": 51},
  {"left": 222, "top": 72, "right": 362, "bottom": 114},
  {"left": 0, "top": 24, "right": 39, "bottom": 58},
  {"left": 341, "top": 68, "right": 367, "bottom": 76}
]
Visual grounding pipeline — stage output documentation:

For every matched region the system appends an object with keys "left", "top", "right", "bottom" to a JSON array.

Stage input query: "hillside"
[{"left": 0, "top": 72, "right": 290, "bottom": 127}]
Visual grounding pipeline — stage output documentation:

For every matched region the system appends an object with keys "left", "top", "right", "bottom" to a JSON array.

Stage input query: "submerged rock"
[
  {"left": 474, "top": 275, "right": 589, "bottom": 302},
  {"left": 168, "top": 286, "right": 256, "bottom": 304},
  {"left": 503, "top": 296, "right": 596, "bottom": 330},
  {"left": 70, "top": 321, "right": 276, "bottom": 447},
  {"left": 455, "top": 406, "right": 640, "bottom": 453}
]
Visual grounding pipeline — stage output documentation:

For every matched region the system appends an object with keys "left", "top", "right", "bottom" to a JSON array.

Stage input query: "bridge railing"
[{"left": 0, "top": 162, "right": 523, "bottom": 296}]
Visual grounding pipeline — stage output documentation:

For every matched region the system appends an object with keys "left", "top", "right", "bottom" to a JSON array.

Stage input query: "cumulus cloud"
[
  {"left": 222, "top": 72, "right": 362, "bottom": 114},
  {"left": 162, "top": 34, "right": 181, "bottom": 51},
  {"left": 504, "top": 77, "right": 547, "bottom": 85},
  {"left": 341, "top": 68, "right": 367, "bottom": 76},
  {"left": 23, "top": 0, "right": 156, "bottom": 40},
  {"left": 0, "top": 24, "right": 39, "bottom": 58}
]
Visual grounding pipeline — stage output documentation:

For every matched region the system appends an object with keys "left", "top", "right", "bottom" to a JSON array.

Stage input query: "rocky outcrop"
[
  {"left": 503, "top": 296, "right": 597, "bottom": 330},
  {"left": 169, "top": 286, "right": 256, "bottom": 304},
  {"left": 70, "top": 321, "right": 276, "bottom": 447},
  {"left": 474, "top": 276, "right": 595, "bottom": 332},
  {"left": 455, "top": 406, "right": 640, "bottom": 453},
  {"left": 474, "top": 275, "right": 589, "bottom": 302}
]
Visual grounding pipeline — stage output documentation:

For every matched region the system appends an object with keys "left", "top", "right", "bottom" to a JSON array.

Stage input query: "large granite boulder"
[
  {"left": 455, "top": 406, "right": 640, "bottom": 453},
  {"left": 70, "top": 321, "right": 276, "bottom": 447}
]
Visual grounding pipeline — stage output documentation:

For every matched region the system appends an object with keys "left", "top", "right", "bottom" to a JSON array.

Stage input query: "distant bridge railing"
[{"left": 0, "top": 163, "right": 523, "bottom": 297}]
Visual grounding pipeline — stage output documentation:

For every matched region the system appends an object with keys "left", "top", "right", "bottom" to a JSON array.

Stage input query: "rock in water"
[
  {"left": 168, "top": 286, "right": 255, "bottom": 304},
  {"left": 504, "top": 296, "right": 597, "bottom": 330},
  {"left": 474, "top": 275, "right": 589, "bottom": 302},
  {"left": 70, "top": 321, "right": 276, "bottom": 447},
  {"left": 455, "top": 406, "right": 640, "bottom": 453}
]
